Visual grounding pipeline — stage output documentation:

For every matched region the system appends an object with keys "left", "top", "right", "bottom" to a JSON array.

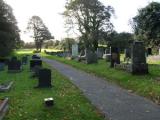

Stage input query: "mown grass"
[
  {"left": 42, "top": 53, "right": 160, "bottom": 104},
  {"left": 0, "top": 52, "right": 104, "bottom": 120}
]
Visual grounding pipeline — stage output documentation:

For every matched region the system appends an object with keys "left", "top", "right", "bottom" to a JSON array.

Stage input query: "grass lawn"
[
  {"left": 42, "top": 53, "right": 160, "bottom": 105},
  {"left": 0, "top": 52, "right": 104, "bottom": 120}
]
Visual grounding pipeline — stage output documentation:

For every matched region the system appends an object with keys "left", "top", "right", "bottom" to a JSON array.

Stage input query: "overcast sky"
[{"left": 4, "top": 0, "right": 160, "bottom": 42}]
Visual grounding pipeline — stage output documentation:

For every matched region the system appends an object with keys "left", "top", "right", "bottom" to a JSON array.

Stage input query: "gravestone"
[
  {"left": 124, "top": 48, "right": 131, "bottom": 58},
  {"left": 0, "top": 63, "right": 5, "bottom": 71},
  {"left": 147, "top": 48, "right": 152, "bottom": 56},
  {"left": 37, "top": 68, "right": 52, "bottom": 88},
  {"left": 110, "top": 47, "right": 120, "bottom": 67},
  {"left": 131, "top": 41, "right": 148, "bottom": 74},
  {"left": 97, "top": 48, "right": 104, "bottom": 59},
  {"left": 32, "top": 55, "right": 40, "bottom": 59},
  {"left": 72, "top": 44, "right": 79, "bottom": 57},
  {"left": 30, "top": 59, "right": 42, "bottom": 70},
  {"left": 22, "top": 56, "right": 28, "bottom": 65},
  {"left": 85, "top": 49, "right": 98, "bottom": 64},
  {"left": 0, "top": 58, "right": 9, "bottom": 65},
  {"left": 8, "top": 59, "right": 22, "bottom": 72}
]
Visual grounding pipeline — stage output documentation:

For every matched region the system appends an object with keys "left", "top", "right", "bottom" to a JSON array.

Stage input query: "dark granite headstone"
[
  {"left": 131, "top": 41, "right": 148, "bottom": 74},
  {"left": 147, "top": 48, "right": 152, "bottom": 56},
  {"left": 37, "top": 68, "right": 52, "bottom": 88},
  {"left": 32, "top": 55, "right": 41, "bottom": 59},
  {"left": 8, "top": 59, "right": 22, "bottom": 72},
  {"left": 30, "top": 59, "right": 42, "bottom": 70},
  {"left": 22, "top": 56, "right": 28, "bottom": 65},
  {"left": 110, "top": 47, "right": 120, "bottom": 67}
]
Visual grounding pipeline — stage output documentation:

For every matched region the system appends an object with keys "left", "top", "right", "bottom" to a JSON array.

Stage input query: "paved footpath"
[{"left": 43, "top": 58, "right": 160, "bottom": 120}]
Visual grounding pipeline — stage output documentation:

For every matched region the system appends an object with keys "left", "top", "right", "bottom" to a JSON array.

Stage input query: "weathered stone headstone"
[
  {"left": 72, "top": 44, "right": 79, "bottom": 57},
  {"left": 110, "top": 47, "right": 120, "bottom": 67},
  {"left": 147, "top": 48, "right": 152, "bottom": 56},
  {"left": 131, "top": 41, "right": 148, "bottom": 74},
  {"left": 22, "top": 56, "right": 28, "bottom": 65},
  {"left": 30, "top": 59, "right": 42, "bottom": 70},
  {"left": 8, "top": 59, "right": 22, "bottom": 72},
  {"left": 37, "top": 68, "right": 52, "bottom": 88},
  {"left": 97, "top": 48, "right": 104, "bottom": 59},
  {"left": 0, "top": 63, "right": 5, "bottom": 71},
  {"left": 85, "top": 49, "right": 98, "bottom": 64},
  {"left": 124, "top": 48, "right": 131, "bottom": 58}
]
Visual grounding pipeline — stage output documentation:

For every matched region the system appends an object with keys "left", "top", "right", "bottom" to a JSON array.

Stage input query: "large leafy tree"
[
  {"left": 0, "top": 0, "right": 20, "bottom": 56},
  {"left": 63, "top": 0, "right": 114, "bottom": 51},
  {"left": 132, "top": 2, "right": 160, "bottom": 47},
  {"left": 27, "top": 16, "right": 53, "bottom": 52}
]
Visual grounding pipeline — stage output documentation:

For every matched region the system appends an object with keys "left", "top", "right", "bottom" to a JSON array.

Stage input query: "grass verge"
[{"left": 0, "top": 53, "right": 104, "bottom": 120}]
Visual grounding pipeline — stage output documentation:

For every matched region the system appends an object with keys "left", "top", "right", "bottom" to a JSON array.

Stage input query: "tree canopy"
[
  {"left": 0, "top": 0, "right": 20, "bottom": 56},
  {"left": 63, "top": 0, "right": 114, "bottom": 51},
  {"left": 132, "top": 2, "right": 160, "bottom": 47},
  {"left": 27, "top": 16, "right": 53, "bottom": 52}
]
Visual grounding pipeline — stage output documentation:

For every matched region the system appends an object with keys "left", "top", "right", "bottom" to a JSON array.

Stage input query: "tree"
[
  {"left": 63, "top": 0, "right": 114, "bottom": 51},
  {"left": 0, "top": 0, "right": 20, "bottom": 56},
  {"left": 132, "top": 2, "right": 160, "bottom": 47},
  {"left": 105, "top": 31, "right": 133, "bottom": 50},
  {"left": 27, "top": 16, "right": 53, "bottom": 52},
  {"left": 60, "top": 38, "right": 76, "bottom": 52}
]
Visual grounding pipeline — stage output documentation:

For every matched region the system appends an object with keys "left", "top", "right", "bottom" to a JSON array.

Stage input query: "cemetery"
[{"left": 1, "top": 0, "right": 160, "bottom": 119}]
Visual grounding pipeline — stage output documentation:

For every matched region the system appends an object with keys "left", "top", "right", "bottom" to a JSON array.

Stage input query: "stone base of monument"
[
  {"left": 0, "top": 98, "right": 9, "bottom": 120},
  {"left": 44, "top": 98, "right": 54, "bottom": 107},
  {"left": 131, "top": 63, "right": 148, "bottom": 75},
  {"left": 8, "top": 69, "right": 22, "bottom": 73},
  {"left": 0, "top": 82, "right": 13, "bottom": 92},
  {"left": 114, "top": 63, "right": 132, "bottom": 72}
]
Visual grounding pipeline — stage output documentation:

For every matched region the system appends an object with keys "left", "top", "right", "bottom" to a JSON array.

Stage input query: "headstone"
[
  {"left": 37, "top": 68, "right": 52, "bottom": 88},
  {"left": 147, "top": 48, "right": 152, "bottom": 56},
  {"left": 0, "top": 63, "right": 5, "bottom": 71},
  {"left": 131, "top": 41, "right": 148, "bottom": 74},
  {"left": 124, "top": 48, "right": 131, "bottom": 58},
  {"left": 31, "top": 65, "right": 41, "bottom": 78},
  {"left": 30, "top": 59, "right": 42, "bottom": 70},
  {"left": 110, "top": 47, "right": 120, "bottom": 67},
  {"left": 22, "top": 56, "right": 28, "bottom": 65},
  {"left": 85, "top": 49, "right": 98, "bottom": 64},
  {"left": 105, "top": 47, "right": 111, "bottom": 54},
  {"left": 8, "top": 59, "right": 22, "bottom": 72},
  {"left": 32, "top": 55, "right": 40, "bottom": 59},
  {"left": 72, "top": 44, "right": 79, "bottom": 57},
  {"left": 97, "top": 48, "right": 104, "bottom": 59}
]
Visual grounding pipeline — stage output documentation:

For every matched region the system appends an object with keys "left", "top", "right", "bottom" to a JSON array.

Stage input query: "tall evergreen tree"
[{"left": 0, "top": 0, "right": 20, "bottom": 56}]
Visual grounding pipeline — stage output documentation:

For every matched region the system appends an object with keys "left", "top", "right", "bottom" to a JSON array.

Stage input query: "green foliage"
[
  {"left": 27, "top": 16, "right": 53, "bottom": 52},
  {"left": 63, "top": 0, "right": 114, "bottom": 51},
  {"left": 132, "top": 2, "right": 160, "bottom": 47},
  {"left": 0, "top": 0, "right": 20, "bottom": 56},
  {"left": 60, "top": 38, "right": 76, "bottom": 52},
  {"left": 107, "top": 31, "right": 133, "bottom": 49}
]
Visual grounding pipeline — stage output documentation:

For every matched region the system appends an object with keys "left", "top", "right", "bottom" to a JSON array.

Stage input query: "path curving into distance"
[{"left": 43, "top": 58, "right": 160, "bottom": 120}]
